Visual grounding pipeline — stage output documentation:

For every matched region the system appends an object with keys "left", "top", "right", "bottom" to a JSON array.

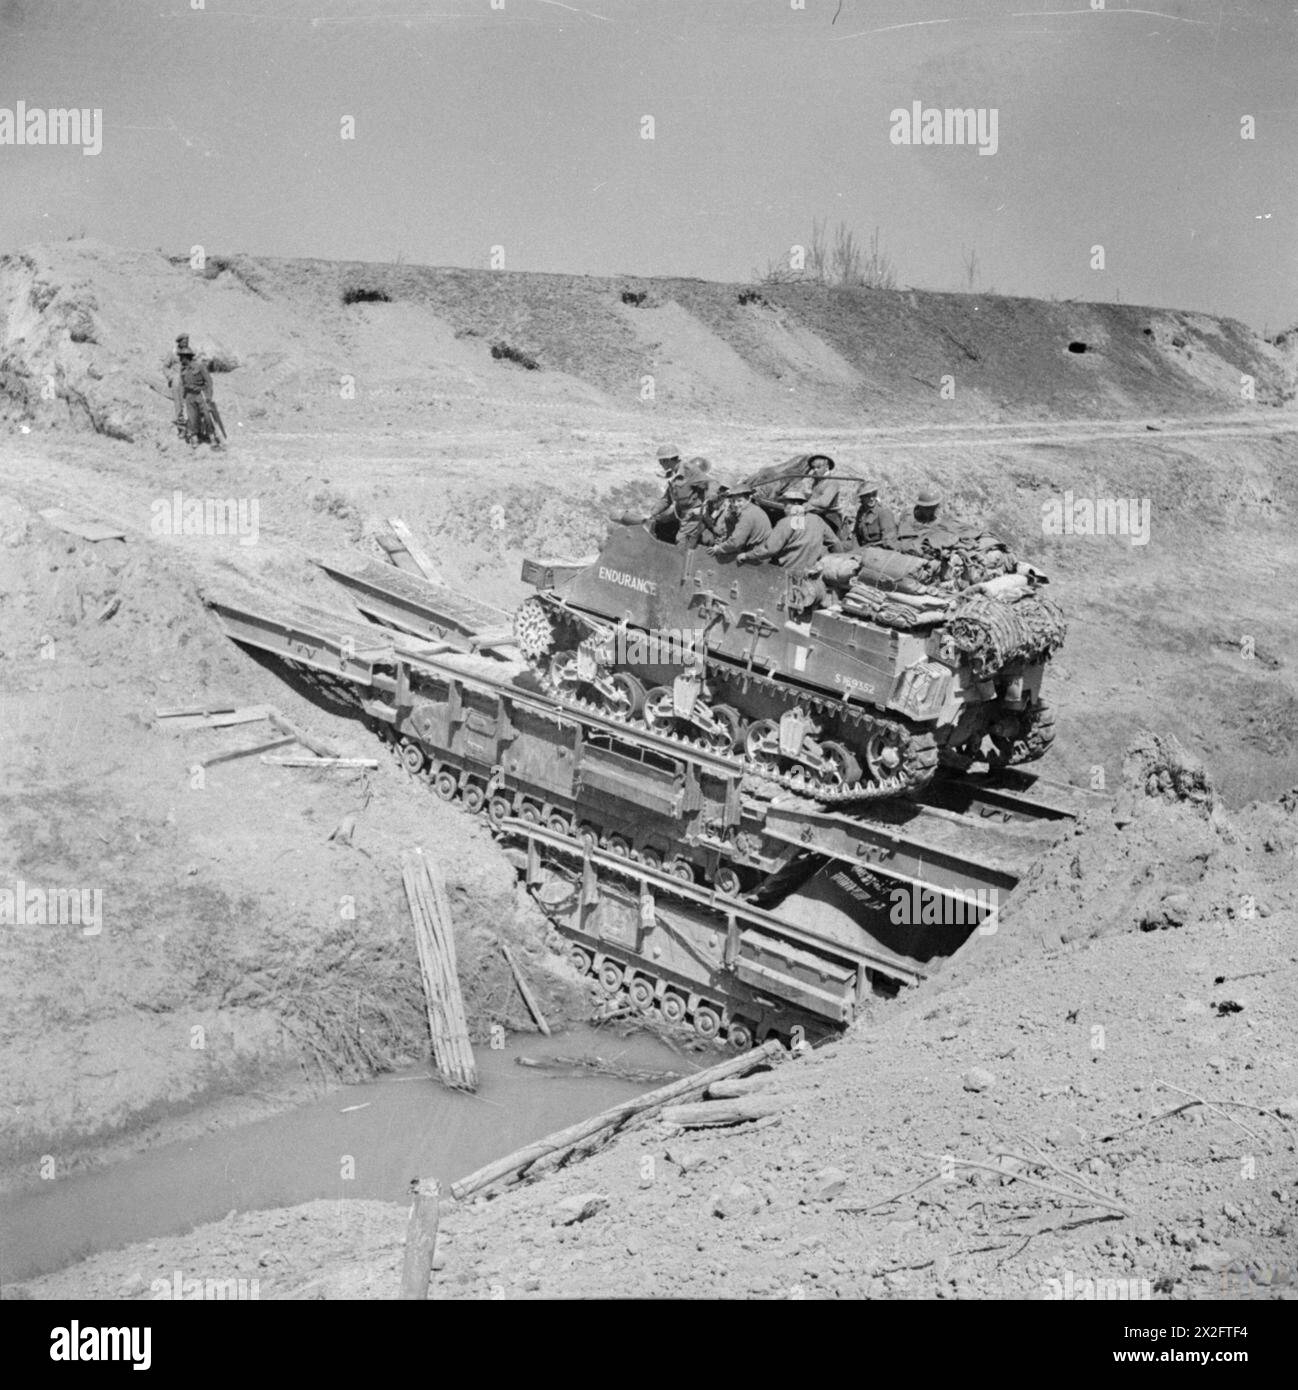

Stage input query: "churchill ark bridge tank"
[{"left": 515, "top": 522, "right": 1066, "bottom": 802}]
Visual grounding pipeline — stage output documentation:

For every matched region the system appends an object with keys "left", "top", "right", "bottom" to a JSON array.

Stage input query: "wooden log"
[
  {"left": 387, "top": 517, "right": 442, "bottom": 584},
  {"left": 261, "top": 756, "right": 380, "bottom": 769},
  {"left": 661, "top": 1097, "right": 783, "bottom": 1129},
  {"left": 499, "top": 939, "right": 551, "bottom": 1037},
  {"left": 399, "top": 1177, "right": 442, "bottom": 1301},
  {"left": 404, "top": 852, "right": 477, "bottom": 1090},
  {"left": 200, "top": 735, "right": 296, "bottom": 768},
  {"left": 451, "top": 1037, "right": 785, "bottom": 1201},
  {"left": 156, "top": 704, "right": 275, "bottom": 730},
  {"left": 705, "top": 1072, "right": 777, "bottom": 1100},
  {"left": 268, "top": 710, "right": 344, "bottom": 760}
]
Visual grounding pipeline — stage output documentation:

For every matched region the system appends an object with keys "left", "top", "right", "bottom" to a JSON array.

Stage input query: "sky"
[{"left": 0, "top": 0, "right": 1293, "bottom": 331}]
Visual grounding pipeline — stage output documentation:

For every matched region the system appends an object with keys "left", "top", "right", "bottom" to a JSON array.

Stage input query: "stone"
[
  {"left": 962, "top": 1067, "right": 995, "bottom": 1093},
  {"left": 551, "top": 1192, "right": 609, "bottom": 1226},
  {"left": 802, "top": 1167, "right": 849, "bottom": 1202},
  {"left": 1191, "top": 1247, "right": 1232, "bottom": 1273},
  {"left": 712, "top": 1182, "right": 762, "bottom": 1220}
]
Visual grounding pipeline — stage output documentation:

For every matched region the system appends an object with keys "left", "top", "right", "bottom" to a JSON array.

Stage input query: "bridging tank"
[{"left": 515, "top": 519, "right": 1065, "bottom": 802}]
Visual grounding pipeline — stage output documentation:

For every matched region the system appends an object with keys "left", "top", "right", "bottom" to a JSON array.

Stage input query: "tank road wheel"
[
  {"left": 639, "top": 846, "right": 663, "bottom": 872},
  {"left": 862, "top": 727, "right": 906, "bottom": 784},
  {"left": 708, "top": 704, "right": 746, "bottom": 753},
  {"left": 433, "top": 769, "right": 458, "bottom": 801},
  {"left": 518, "top": 802, "right": 542, "bottom": 826},
  {"left": 487, "top": 794, "right": 512, "bottom": 824},
  {"left": 641, "top": 686, "right": 676, "bottom": 736},
  {"left": 400, "top": 740, "right": 427, "bottom": 774},
  {"left": 727, "top": 1019, "right": 755, "bottom": 1052},
  {"left": 668, "top": 856, "right": 695, "bottom": 883},
  {"left": 714, "top": 865, "right": 742, "bottom": 897},
  {"left": 628, "top": 977, "right": 656, "bottom": 1013},
  {"left": 578, "top": 822, "right": 600, "bottom": 851},
  {"left": 567, "top": 944, "right": 592, "bottom": 977},
  {"left": 607, "top": 672, "right": 646, "bottom": 722},
  {"left": 462, "top": 783, "right": 486, "bottom": 813},
  {"left": 693, "top": 1005, "right": 722, "bottom": 1041},
  {"left": 513, "top": 597, "right": 556, "bottom": 663},
  {"left": 597, "top": 959, "right": 624, "bottom": 995},
  {"left": 607, "top": 834, "right": 632, "bottom": 858},
  {"left": 744, "top": 719, "right": 780, "bottom": 764},
  {"left": 660, "top": 993, "right": 687, "bottom": 1025},
  {"left": 821, "top": 741, "right": 862, "bottom": 790},
  {"left": 547, "top": 812, "right": 572, "bottom": 837}
]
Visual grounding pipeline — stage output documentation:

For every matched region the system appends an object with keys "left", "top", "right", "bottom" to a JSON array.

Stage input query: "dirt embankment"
[
  {"left": 1, "top": 240, "right": 1292, "bottom": 447},
  {"left": 16, "top": 747, "right": 1298, "bottom": 1302}
]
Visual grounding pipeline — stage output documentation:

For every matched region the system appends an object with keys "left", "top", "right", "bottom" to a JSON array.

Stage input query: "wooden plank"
[
  {"left": 403, "top": 853, "right": 477, "bottom": 1091},
  {"left": 156, "top": 705, "right": 274, "bottom": 731},
  {"left": 499, "top": 939, "right": 551, "bottom": 1037},
  {"left": 451, "top": 1039, "right": 785, "bottom": 1201},
  {"left": 387, "top": 517, "right": 442, "bottom": 585},
  {"left": 399, "top": 1178, "right": 442, "bottom": 1301},
  {"left": 39, "top": 507, "right": 126, "bottom": 542},
  {"left": 201, "top": 735, "right": 296, "bottom": 768},
  {"left": 661, "top": 1097, "right": 783, "bottom": 1129},
  {"left": 261, "top": 756, "right": 380, "bottom": 769},
  {"left": 268, "top": 711, "right": 344, "bottom": 759}
]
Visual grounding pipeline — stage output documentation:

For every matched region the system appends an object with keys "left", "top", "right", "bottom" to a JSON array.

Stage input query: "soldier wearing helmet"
[{"left": 896, "top": 487, "right": 959, "bottom": 554}]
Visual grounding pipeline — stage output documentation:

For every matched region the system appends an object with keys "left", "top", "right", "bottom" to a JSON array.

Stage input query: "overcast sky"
[{"left": 0, "top": 0, "right": 1293, "bottom": 331}]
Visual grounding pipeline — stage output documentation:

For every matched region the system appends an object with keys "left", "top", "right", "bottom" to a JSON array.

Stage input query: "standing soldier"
[
  {"left": 172, "top": 339, "right": 222, "bottom": 449},
  {"left": 853, "top": 481, "right": 899, "bottom": 548}
]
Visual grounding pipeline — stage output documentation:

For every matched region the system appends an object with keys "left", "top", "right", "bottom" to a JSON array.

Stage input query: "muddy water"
[{"left": 0, "top": 1027, "right": 693, "bottom": 1283}]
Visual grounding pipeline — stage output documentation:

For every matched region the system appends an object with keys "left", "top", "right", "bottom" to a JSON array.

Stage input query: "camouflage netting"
[
  {"left": 946, "top": 592, "right": 1068, "bottom": 679},
  {"left": 1115, "top": 730, "right": 1218, "bottom": 823}
]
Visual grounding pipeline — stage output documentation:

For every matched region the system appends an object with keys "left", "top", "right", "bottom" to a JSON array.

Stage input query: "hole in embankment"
[
  {"left": 490, "top": 340, "right": 540, "bottom": 370},
  {"left": 1067, "top": 341, "right": 1089, "bottom": 354},
  {"left": 737, "top": 290, "right": 767, "bottom": 307},
  {"left": 342, "top": 287, "right": 392, "bottom": 305},
  {"left": 621, "top": 290, "right": 647, "bottom": 306}
]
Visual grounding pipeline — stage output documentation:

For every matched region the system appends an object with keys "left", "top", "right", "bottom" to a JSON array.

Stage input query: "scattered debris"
[
  {"left": 499, "top": 939, "right": 552, "bottom": 1037},
  {"left": 200, "top": 735, "right": 296, "bottom": 768},
  {"left": 155, "top": 704, "right": 275, "bottom": 730},
  {"left": 262, "top": 756, "right": 380, "bottom": 769}
]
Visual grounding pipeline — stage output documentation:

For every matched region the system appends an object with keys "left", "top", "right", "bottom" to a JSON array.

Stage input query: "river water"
[{"left": 0, "top": 1026, "right": 692, "bottom": 1283}]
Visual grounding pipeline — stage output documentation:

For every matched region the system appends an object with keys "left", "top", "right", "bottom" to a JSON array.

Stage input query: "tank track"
[{"left": 514, "top": 597, "right": 938, "bottom": 803}]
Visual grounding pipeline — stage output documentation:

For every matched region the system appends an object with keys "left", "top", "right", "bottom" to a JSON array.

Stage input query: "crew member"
[
  {"left": 853, "top": 481, "right": 899, "bottom": 548},
  {"left": 707, "top": 483, "right": 772, "bottom": 559},
  {"left": 738, "top": 509, "right": 834, "bottom": 571},
  {"left": 896, "top": 488, "right": 960, "bottom": 553}
]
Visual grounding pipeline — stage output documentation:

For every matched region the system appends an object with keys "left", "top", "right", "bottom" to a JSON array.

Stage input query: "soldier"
[
  {"left": 162, "top": 334, "right": 190, "bottom": 430},
  {"left": 853, "top": 481, "right": 899, "bottom": 548},
  {"left": 799, "top": 454, "right": 848, "bottom": 537},
  {"left": 172, "top": 339, "right": 221, "bottom": 449},
  {"left": 706, "top": 483, "right": 772, "bottom": 559},
  {"left": 896, "top": 488, "right": 959, "bottom": 554},
  {"left": 737, "top": 509, "right": 834, "bottom": 572},
  {"left": 644, "top": 443, "right": 685, "bottom": 540},
  {"left": 673, "top": 463, "right": 714, "bottom": 549}
]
